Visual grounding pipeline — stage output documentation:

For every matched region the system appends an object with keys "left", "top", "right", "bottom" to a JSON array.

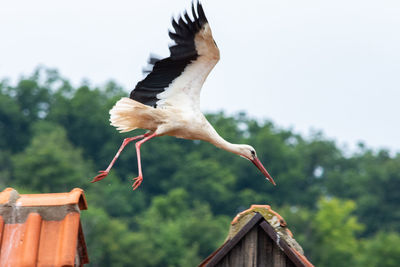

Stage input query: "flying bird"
[{"left": 91, "top": 1, "right": 276, "bottom": 190}]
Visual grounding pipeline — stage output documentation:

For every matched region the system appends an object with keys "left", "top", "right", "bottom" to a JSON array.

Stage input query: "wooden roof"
[
  {"left": 199, "top": 205, "right": 314, "bottom": 267},
  {"left": 0, "top": 188, "right": 89, "bottom": 267}
]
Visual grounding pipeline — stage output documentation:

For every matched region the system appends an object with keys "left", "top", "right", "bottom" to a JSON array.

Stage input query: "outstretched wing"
[{"left": 130, "top": 1, "right": 220, "bottom": 110}]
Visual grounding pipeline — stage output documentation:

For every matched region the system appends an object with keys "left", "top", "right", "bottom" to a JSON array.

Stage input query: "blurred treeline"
[{"left": 1, "top": 67, "right": 399, "bottom": 267}]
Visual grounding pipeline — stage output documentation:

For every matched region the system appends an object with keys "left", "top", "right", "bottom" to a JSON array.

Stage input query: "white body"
[{"left": 110, "top": 97, "right": 237, "bottom": 153}]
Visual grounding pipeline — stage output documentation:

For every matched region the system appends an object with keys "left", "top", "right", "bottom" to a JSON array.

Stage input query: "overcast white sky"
[{"left": 1, "top": 0, "right": 399, "bottom": 152}]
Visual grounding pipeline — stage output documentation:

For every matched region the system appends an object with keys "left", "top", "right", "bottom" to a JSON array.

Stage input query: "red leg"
[
  {"left": 90, "top": 133, "right": 150, "bottom": 183},
  {"left": 132, "top": 132, "right": 157, "bottom": 190}
]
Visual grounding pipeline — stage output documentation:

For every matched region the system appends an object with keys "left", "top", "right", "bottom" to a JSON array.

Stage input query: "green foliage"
[
  {"left": 1, "top": 68, "right": 400, "bottom": 266},
  {"left": 279, "top": 198, "right": 364, "bottom": 266},
  {"left": 86, "top": 176, "right": 147, "bottom": 218},
  {"left": 48, "top": 84, "right": 120, "bottom": 162},
  {"left": 170, "top": 154, "right": 236, "bottom": 214},
  {"left": 0, "top": 87, "right": 30, "bottom": 152},
  {"left": 357, "top": 231, "right": 400, "bottom": 267},
  {"left": 12, "top": 122, "right": 91, "bottom": 192},
  {"left": 311, "top": 198, "right": 364, "bottom": 267},
  {"left": 129, "top": 189, "right": 229, "bottom": 267},
  {"left": 82, "top": 207, "right": 139, "bottom": 267},
  {"left": 0, "top": 150, "right": 13, "bottom": 188}
]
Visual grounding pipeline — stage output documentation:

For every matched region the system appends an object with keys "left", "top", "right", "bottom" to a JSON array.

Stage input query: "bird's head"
[{"left": 237, "top": 145, "right": 276, "bottom": 186}]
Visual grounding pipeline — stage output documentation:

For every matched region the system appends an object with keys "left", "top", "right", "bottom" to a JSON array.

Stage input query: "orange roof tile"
[
  {"left": 0, "top": 188, "right": 88, "bottom": 210},
  {"left": 0, "top": 188, "right": 89, "bottom": 267}
]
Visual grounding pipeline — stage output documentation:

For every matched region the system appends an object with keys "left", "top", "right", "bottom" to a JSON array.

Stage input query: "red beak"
[{"left": 251, "top": 157, "right": 276, "bottom": 186}]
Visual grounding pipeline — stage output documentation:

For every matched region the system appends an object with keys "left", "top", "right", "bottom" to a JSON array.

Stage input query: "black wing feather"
[
  {"left": 184, "top": 12, "right": 195, "bottom": 31},
  {"left": 142, "top": 54, "right": 162, "bottom": 74},
  {"left": 130, "top": 1, "right": 209, "bottom": 107}
]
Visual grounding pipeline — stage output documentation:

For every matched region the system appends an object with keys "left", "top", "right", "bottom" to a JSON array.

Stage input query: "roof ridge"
[{"left": 229, "top": 204, "right": 304, "bottom": 254}]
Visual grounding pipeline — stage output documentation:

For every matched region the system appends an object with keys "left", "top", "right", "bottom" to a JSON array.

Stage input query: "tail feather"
[
  {"left": 109, "top": 98, "right": 141, "bottom": 133},
  {"left": 110, "top": 97, "right": 166, "bottom": 133},
  {"left": 109, "top": 97, "right": 162, "bottom": 133}
]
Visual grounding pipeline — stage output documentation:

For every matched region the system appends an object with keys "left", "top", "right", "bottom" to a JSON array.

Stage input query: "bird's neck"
[{"left": 207, "top": 128, "right": 242, "bottom": 156}]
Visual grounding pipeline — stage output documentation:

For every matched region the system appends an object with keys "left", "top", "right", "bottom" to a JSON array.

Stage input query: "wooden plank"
[
  {"left": 259, "top": 221, "right": 307, "bottom": 267},
  {"left": 237, "top": 236, "right": 245, "bottom": 266},
  {"left": 204, "top": 213, "right": 263, "bottom": 267},
  {"left": 215, "top": 254, "right": 230, "bottom": 267},
  {"left": 243, "top": 226, "right": 258, "bottom": 267},
  {"left": 257, "top": 225, "right": 273, "bottom": 267},
  {"left": 223, "top": 236, "right": 244, "bottom": 267},
  {"left": 272, "top": 241, "right": 286, "bottom": 267}
]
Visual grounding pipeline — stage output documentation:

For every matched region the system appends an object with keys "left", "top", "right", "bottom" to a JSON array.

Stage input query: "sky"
[{"left": 1, "top": 0, "right": 400, "bottom": 153}]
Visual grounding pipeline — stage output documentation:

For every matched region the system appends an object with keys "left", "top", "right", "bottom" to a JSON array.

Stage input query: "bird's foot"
[
  {"left": 90, "top": 170, "right": 109, "bottom": 183},
  {"left": 132, "top": 176, "right": 143, "bottom": 190}
]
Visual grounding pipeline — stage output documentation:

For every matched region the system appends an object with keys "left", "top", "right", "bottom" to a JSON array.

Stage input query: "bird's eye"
[{"left": 251, "top": 150, "right": 256, "bottom": 157}]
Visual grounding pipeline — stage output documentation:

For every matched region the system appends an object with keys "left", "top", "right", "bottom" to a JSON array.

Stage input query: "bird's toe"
[
  {"left": 132, "top": 176, "right": 143, "bottom": 190},
  {"left": 90, "top": 170, "right": 109, "bottom": 183}
]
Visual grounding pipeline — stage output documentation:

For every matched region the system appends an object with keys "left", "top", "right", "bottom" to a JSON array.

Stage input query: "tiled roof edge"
[
  {"left": 0, "top": 205, "right": 81, "bottom": 224},
  {"left": 0, "top": 188, "right": 87, "bottom": 210}
]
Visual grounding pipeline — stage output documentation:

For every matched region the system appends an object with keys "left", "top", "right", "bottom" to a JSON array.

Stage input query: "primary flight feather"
[{"left": 91, "top": 1, "right": 275, "bottom": 190}]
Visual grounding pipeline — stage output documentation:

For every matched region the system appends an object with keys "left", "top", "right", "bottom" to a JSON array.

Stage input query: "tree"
[
  {"left": 0, "top": 83, "right": 31, "bottom": 152},
  {"left": 311, "top": 197, "right": 364, "bottom": 267},
  {"left": 357, "top": 231, "right": 400, "bottom": 267},
  {"left": 85, "top": 175, "right": 147, "bottom": 219},
  {"left": 170, "top": 153, "right": 237, "bottom": 214},
  {"left": 81, "top": 206, "right": 140, "bottom": 267},
  {"left": 325, "top": 149, "right": 400, "bottom": 235},
  {"left": 48, "top": 84, "right": 120, "bottom": 163},
  {"left": 12, "top": 122, "right": 91, "bottom": 192},
  {"left": 129, "top": 188, "right": 229, "bottom": 267}
]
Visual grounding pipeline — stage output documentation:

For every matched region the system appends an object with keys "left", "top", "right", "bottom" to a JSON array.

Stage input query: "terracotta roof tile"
[
  {"left": 0, "top": 188, "right": 88, "bottom": 210},
  {"left": 0, "top": 188, "right": 89, "bottom": 267}
]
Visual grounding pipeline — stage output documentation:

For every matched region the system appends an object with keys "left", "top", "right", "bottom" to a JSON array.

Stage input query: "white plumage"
[{"left": 91, "top": 2, "right": 275, "bottom": 190}]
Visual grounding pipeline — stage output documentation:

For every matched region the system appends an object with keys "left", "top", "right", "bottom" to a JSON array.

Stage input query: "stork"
[{"left": 91, "top": 1, "right": 276, "bottom": 190}]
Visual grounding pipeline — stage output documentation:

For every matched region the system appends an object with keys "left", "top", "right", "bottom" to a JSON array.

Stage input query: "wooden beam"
[{"left": 259, "top": 221, "right": 307, "bottom": 267}]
